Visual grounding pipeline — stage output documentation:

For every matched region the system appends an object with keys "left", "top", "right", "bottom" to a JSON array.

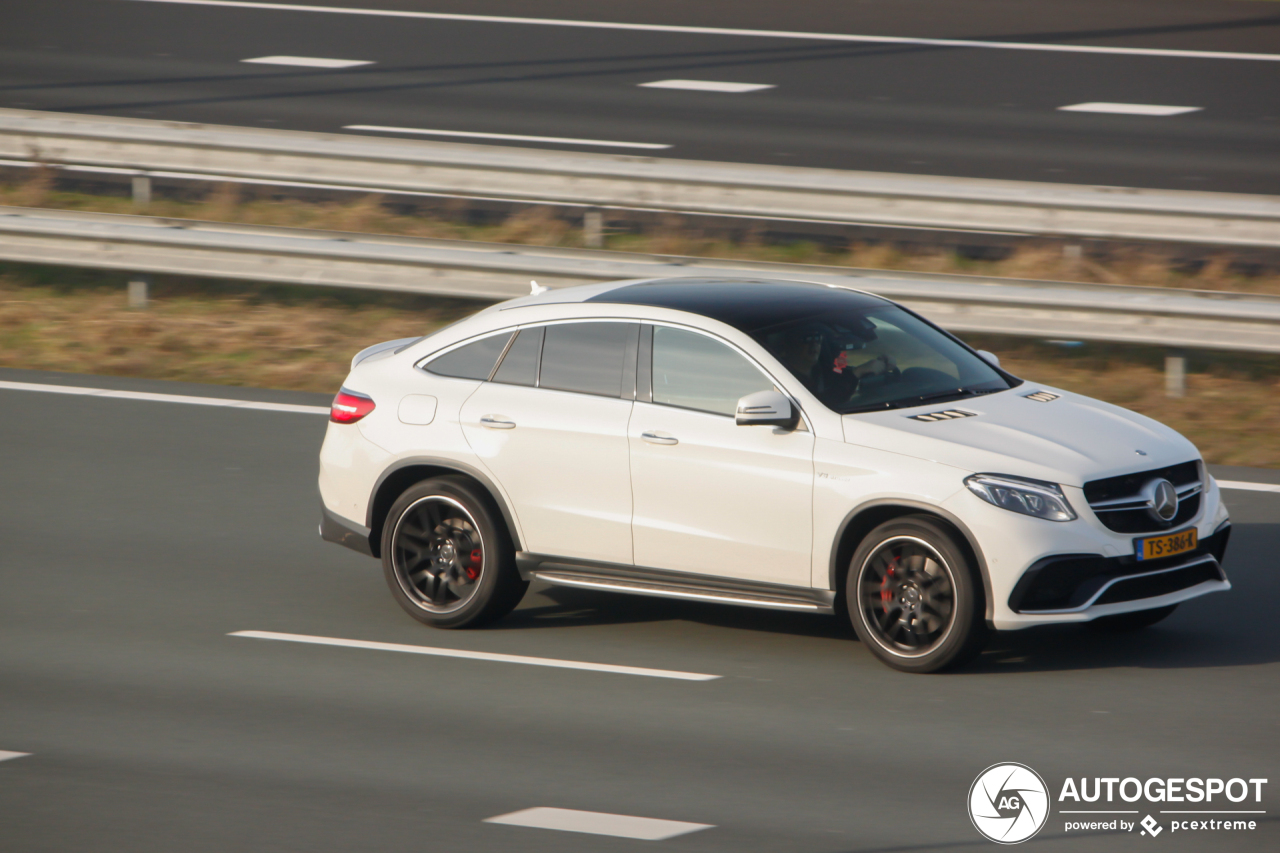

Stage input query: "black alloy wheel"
[
  {"left": 847, "top": 515, "right": 987, "bottom": 673},
  {"left": 393, "top": 496, "right": 485, "bottom": 612},
  {"left": 860, "top": 536, "right": 955, "bottom": 652},
  {"left": 381, "top": 477, "right": 526, "bottom": 628}
]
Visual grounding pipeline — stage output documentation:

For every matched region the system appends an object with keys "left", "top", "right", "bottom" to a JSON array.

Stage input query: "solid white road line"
[
  {"left": 343, "top": 125, "right": 671, "bottom": 149},
  {"left": 0, "top": 751, "right": 31, "bottom": 762},
  {"left": 485, "top": 807, "right": 713, "bottom": 840},
  {"left": 639, "top": 79, "right": 775, "bottom": 93},
  {"left": 0, "top": 380, "right": 329, "bottom": 415},
  {"left": 1219, "top": 480, "right": 1280, "bottom": 493},
  {"left": 119, "top": 1, "right": 1280, "bottom": 62},
  {"left": 1058, "top": 102, "right": 1203, "bottom": 116},
  {"left": 6, "top": 375, "right": 1277, "bottom": 496},
  {"left": 242, "top": 55, "right": 374, "bottom": 68},
  {"left": 5, "top": 377, "right": 1278, "bottom": 497},
  {"left": 230, "top": 630, "right": 721, "bottom": 681}
]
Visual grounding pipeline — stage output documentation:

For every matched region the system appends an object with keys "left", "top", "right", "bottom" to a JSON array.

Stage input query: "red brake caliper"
[
  {"left": 880, "top": 557, "right": 898, "bottom": 611},
  {"left": 465, "top": 549, "right": 482, "bottom": 580}
]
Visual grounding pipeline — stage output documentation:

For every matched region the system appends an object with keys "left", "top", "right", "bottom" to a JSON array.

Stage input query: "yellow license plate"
[{"left": 1136, "top": 528, "right": 1198, "bottom": 561}]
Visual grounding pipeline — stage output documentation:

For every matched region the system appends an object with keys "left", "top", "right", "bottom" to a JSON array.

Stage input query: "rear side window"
[
  {"left": 652, "top": 326, "right": 774, "bottom": 416},
  {"left": 540, "top": 322, "right": 638, "bottom": 397},
  {"left": 491, "top": 327, "right": 543, "bottom": 387},
  {"left": 424, "top": 332, "right": 512, "bottom": 380}
]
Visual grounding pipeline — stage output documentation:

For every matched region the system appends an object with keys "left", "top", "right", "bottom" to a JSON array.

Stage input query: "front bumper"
[
  {"left": 320, "top": 502, "right": 375, "bottom": 557},
  {"left": 1008, "top": 524, "right": 1230, "bottom": 614},
  {"left": 946, "top": 475, "right": 1232, "bottom": 630}
]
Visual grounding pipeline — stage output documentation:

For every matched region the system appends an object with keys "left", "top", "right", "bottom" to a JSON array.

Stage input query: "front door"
[{"left": 629, "top": 325, "right": 814, "bottom": 586}]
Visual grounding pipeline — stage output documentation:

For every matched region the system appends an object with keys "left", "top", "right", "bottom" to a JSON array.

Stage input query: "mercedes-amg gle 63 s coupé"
[{"left": 319, "top": 278, "right": 1231, "bottom": 672}]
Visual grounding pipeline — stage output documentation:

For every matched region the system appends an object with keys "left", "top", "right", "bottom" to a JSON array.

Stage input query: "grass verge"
[{"left": 2, "top": 264, "right": 1276, "bottom": 468}]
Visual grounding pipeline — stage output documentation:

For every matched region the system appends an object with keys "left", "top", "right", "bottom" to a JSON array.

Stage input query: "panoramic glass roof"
[{"left": 585, "top": 279, "right": 888, "bottom": 334}]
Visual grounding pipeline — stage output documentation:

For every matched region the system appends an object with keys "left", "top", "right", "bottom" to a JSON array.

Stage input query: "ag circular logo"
[{"left": 968, "top": 763, "right": 1050, "bottom": 844}]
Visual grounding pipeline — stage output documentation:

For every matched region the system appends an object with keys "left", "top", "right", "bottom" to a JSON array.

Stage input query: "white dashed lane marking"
[
  {"left": 343, "top": 125, "right": 671, "bottom": 149},
  {"left": 485, "top": 807, "right": 713, "bottom": 840},
  {"left": 639, "top": 79, "right": 775, "bottom": 93},
  {"left": 231, "top": 631, "right": 722, "bottom": 681},
  {"left": 0, "top": 380, "right": 329, "bottom": 415},
  {"left": 242, "top": 55, "right": 374, "bottom": 68},
  {"left": 1058, "top": 102, "right": 1203, "bottom": 116},
  {"left": 0, "top": 751, "right": 30, "bottom": 763}
]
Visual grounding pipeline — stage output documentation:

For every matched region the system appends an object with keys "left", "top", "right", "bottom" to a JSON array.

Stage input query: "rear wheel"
[
  {"left": 381, "top": 477, "right": 526, "bottom": 629},
  {"left": 1092, "top": 604, "right": 1177, "bottom": 632},
  {"left": 847, "top": 515, "right": 987, "bottom": 673}
]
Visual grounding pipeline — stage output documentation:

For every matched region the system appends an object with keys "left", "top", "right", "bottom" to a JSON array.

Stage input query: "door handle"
[
  {"left": 479, "top": 415, "right": 516, "bottom": 430},
  {"left": 641, "top": 430, "right": 678, "bottom": 445}
]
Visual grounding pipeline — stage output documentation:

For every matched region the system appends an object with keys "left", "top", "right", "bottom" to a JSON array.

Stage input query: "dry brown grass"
[
  {"left": 1, "top": 266, "right": 1276, "bottom": 467},
  {"left": 3, "top": 175, "right": 1278, "bottom": 294},
  {"left": 0, "top": 267, "right": 478, "bottom": 392}
]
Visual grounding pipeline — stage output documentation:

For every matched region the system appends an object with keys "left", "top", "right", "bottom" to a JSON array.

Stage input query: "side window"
[
  {"left": 424, "top": 331, "right": 512, "bottom": 380},
  {"left": 492, "top": 327, "right": 543, "bottom": 387},
  {"left": 652, "top": 326, "right": 774, "bottom": 416},
  {"left": 539, "top": 322, "right": 638, "bottom": 398}
]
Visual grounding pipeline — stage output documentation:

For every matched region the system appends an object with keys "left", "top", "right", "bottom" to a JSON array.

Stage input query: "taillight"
[{"left": 330, "top": 388, "right": 376, "bottom": 424}]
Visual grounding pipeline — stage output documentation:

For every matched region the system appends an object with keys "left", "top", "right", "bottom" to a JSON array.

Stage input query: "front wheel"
[
  {"left": 381, "top": 476, "right": 527, "bottom": 629},
  {"left": 846, "top": 515, "right": 987, "bottom": 673}
]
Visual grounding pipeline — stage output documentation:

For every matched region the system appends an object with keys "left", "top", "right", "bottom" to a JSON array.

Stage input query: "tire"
[
  {"left": 381, "top": 476, "right": 527, "bottom": 629},
  {"left": 1091, "top": 604, "right": 1177, "bottom": 632},
  {"left": 846, "top": 515, "right": 987, "bottom": 673}
]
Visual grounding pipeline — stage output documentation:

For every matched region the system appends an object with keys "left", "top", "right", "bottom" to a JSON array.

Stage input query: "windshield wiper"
[{"left": 841, "top": 387, "right": 1002, "bottom": 415}]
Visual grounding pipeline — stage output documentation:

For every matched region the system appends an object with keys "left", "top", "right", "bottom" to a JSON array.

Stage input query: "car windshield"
[{"left": 751, "top": 304, "right": 1015, "bottom": 414}]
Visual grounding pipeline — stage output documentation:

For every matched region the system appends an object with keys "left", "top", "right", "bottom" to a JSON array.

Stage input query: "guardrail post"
[
  {"left": 583, "top": 208, "right": 604, "bottom": 248},
  {"left": 1165, "top": 351, "right": 1187, "bottom": 397},
  {"left": 127, "top": 274, "right": 150, "bottom": 309},
  {"left": 131, "top": 174, "right": 152, "bottom": 209}
]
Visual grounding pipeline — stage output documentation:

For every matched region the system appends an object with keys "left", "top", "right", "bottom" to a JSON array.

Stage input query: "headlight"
[{"left": 964, "top": 474, "right": 1076, "bottom": 522}]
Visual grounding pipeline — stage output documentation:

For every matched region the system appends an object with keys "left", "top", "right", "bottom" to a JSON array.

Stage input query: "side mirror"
[
  {"left": 977, "top": 350, "right": 1001, "bottom": 368},
  {"left": 736, "top": 389, "right": 798, "bottom": 429}
]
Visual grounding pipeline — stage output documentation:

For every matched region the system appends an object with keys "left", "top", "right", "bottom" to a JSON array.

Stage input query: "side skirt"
[{"left": 516, "top": 553, "right": 835, "bottom": 614}]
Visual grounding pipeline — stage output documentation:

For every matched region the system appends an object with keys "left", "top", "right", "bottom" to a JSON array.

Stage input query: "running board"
[{"left": 517, "top": 553, "right": 835, "bottom": 614}]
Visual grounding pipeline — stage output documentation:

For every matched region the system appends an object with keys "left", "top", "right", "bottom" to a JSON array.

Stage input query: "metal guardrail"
[
  {"left": 3, "top": 109, "right": 1280, "bottom": 249},
  {"left": 2, "top": 205, "right": 1278, "bottom": 355}
]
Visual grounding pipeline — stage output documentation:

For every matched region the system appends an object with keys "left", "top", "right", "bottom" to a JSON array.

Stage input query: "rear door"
[
  {"left": 459, "top": 321, "right": 639, "bottom": 564},
  {"left": 628, "top": 325, "right": 815, "bottom": 585}
]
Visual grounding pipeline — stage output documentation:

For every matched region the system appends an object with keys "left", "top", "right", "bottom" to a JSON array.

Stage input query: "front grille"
[
  {"left": 1009, "top": 526, "right": 1230, "bottom": 613},
  {"left": 1084, "top": 460, "right": 1202, "bottom": 533}
]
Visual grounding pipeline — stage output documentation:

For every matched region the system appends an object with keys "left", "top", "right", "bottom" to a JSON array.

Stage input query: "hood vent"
[
  {"left": 1023, "top": 390, "right": 1060, "bottom": 403},
  {"left": 908, "top": 409, "right": 976, "bottom": 423}
]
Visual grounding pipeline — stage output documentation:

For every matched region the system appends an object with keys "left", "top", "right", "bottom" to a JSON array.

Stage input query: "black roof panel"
[{"left": 586, "top": 279, "right": 888, "bottom": 334}]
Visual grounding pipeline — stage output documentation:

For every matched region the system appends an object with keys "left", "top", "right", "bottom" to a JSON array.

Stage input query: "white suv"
[{"left": 318, "top": 278, "right": 1231, "bottom": 672}]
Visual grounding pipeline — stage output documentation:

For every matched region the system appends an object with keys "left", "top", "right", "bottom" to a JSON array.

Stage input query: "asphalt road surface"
[
  {"left": 1, "top": 0, "right": 1278, "bottom": 193},
  {"left": 1, "top": 366, "right": 1277, "bottom": 852}
]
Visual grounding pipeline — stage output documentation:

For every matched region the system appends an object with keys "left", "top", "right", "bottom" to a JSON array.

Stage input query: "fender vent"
[
  {"left": 908, "top": 409, "right": 976, "bottom": 422},
  {"left": 1023, "top": 390, "right": 1060, "bottom": 403}
]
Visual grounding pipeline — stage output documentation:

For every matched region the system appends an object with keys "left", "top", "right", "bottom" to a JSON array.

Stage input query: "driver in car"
[{"left": 775, "top": 323, "right": 896, "bottom": 408}]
